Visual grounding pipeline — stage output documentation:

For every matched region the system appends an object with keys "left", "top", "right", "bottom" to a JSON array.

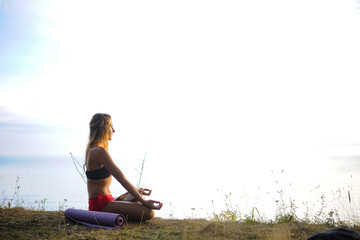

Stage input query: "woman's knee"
[
  {"left": 143, "top": 208, "right": 155, "bottom": 220},
  {"left": 148, "top": 209, "right": 155, "bottom": 220}
]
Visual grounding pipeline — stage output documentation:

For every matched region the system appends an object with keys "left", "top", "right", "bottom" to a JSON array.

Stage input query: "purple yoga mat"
[{"left": 65, "top": 208, "right": 125, "bottom": 229}]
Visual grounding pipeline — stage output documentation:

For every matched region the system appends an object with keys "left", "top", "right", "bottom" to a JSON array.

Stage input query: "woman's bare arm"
[{"left": 95, "top": 148, "right": 162, "bottom": 209}]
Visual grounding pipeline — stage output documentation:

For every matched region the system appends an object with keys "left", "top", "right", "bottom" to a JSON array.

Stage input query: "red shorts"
[{"left": 89, "top": 193, "right": 114, "bottom": 211}]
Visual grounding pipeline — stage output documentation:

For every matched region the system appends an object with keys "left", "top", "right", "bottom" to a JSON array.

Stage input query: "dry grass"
[
  {"left": 1, "top": 172, "right": 359, "bottom": 239},
  {"left": 1, "top": 207, "right": 356, "bottom": 240}
]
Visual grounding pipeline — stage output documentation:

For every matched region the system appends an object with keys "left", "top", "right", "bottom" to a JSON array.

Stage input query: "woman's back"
[{"left": 86, "top": 147, "right": 112, "bottom": 198}]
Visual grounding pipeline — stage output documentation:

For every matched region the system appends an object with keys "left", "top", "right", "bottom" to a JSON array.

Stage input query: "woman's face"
[{"left": 108, "top": 120, "right": 115, "bottom": 141}]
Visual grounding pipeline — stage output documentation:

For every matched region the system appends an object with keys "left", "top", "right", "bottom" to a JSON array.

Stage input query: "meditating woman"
[{"left": 84, "top": 113, "right": 163, "bottom": 221}]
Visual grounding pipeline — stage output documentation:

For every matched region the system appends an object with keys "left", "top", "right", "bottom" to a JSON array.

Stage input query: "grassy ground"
[{"left": 1, "top": 207, "right": 358, "bottom": 240}]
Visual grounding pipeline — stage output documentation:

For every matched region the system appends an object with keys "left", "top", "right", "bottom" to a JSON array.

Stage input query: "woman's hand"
[
  {"left": 139, "top": 188, "right": 152, "bottom": 196},
  {"left": 142, "top": 200, "right": 163, "bottom": 210}
]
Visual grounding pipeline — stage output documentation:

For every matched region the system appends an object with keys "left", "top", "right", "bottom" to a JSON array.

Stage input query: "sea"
[{"left": 0, "top": 144, "right": 359, "bottom": 222}]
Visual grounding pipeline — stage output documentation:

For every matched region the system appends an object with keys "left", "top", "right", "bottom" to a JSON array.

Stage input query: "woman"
[{"left": 84, "top": 113, "right": 163, "bottom": 221}]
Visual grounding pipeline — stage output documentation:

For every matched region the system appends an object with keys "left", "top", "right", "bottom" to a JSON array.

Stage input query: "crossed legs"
[{"left": 102, "top": 201, "right": 155, "bottom": 222}]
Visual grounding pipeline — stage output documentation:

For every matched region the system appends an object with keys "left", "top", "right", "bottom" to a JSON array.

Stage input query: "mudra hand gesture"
[
  {"left": 139, "top": 188, "right": 152, "bottom": 196},
  {"left": 143, "top": 200, "right": 163, "bottom": 210}
]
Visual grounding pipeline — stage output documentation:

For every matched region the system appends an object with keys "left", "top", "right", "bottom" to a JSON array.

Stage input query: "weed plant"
[
  {"left": 209, "top": 172, "right": 359, "bottom": 229},
  {"left": 211, "top": 192, "right": 242, "bottom": 222},
  {"left": 1, "top": 176, "right": 49, "bottom": 211}
]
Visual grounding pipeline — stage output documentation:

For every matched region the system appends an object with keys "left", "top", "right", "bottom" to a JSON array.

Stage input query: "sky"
[{"left": 1, "top": 0, "right": 360, "bottom": 217}]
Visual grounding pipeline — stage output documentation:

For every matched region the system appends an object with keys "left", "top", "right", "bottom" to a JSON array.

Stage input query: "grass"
[
  {"left": 1, "top": 190, "right": 359, "bottom": 240},
  {"left": 0, "top": 207, "right": 354, "bottom": 240},
  {"left": 1, "top": 173, "right": 359, "bottom": 239}
]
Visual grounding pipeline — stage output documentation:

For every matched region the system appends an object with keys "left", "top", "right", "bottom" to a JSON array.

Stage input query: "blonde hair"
[{"left": 84, "top": 113, "right": 112, "bottom": 170}]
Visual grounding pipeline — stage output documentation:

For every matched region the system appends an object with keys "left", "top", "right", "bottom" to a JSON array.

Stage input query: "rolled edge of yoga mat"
[{"left": 65, "top": 208, "right": 125, "bottom": 229}]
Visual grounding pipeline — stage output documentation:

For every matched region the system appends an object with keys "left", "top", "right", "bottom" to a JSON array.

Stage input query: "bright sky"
[{"left": 1, "top": 0, "right": 360, "bottom": 217}]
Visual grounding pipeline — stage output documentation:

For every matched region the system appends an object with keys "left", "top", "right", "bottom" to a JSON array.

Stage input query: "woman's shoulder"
[
  {"left": 88, "top": 147, "right": 113, "bottom": 167},
  {"left": 89, "top": 146, "right": 108, "bottom": 157}
]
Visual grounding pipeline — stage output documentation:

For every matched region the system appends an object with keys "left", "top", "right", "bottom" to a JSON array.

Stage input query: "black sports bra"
[{"left": 86, "top": 167, "right": 111, "bottom": 180}]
